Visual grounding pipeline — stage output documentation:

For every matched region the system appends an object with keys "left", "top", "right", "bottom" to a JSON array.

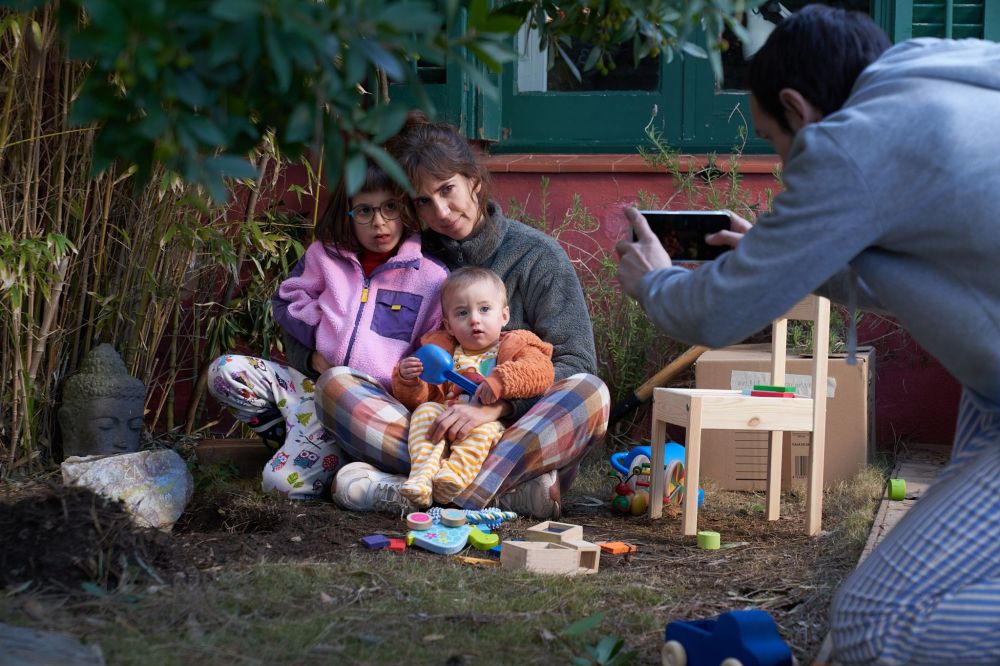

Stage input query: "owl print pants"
[{"left": 207, "top": 354, "right": 345, "bottom": 499}]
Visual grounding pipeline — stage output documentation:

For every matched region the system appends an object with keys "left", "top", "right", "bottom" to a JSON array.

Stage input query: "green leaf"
[
  {"left": 468, "top": 0, "right": 488, "bottom": 29},
  {"left": 560, "top": 612, "right": 604, "bottom": 638},
  {"left": 593, "top": 636, "right": 623, "bottom": 663},
  {"left": 206, "top": 155, "right": 258, "bottom": 179},
  {"left": 343, "top": 152, "right": 366, "bottom": 196},
  {"left": 361, "top": 143, "right": 411, "bottom": 194},
  {"left": 376, "top": 3, "right": 442, "bottom": 33},
  {"left": 264, "top": 22, "right": 291, "bottom": 92},
  {"left": 80, "top": 582, "right": 108, "bottom": 598},
  {"left": 284, "top": 103, "right": 312, "bottom": 143},
  {"left": 211, "top": 0, "right": 260, "bottom": 22},
  {"left": 680, "top": 40, "right": 708, "bottom": 58},
  {"left": 355, "top": 38, "right": 404, "bottom": 81}
]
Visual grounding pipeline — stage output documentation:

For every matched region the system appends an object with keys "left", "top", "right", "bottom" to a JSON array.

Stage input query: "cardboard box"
[{"left": 693, "top": 344, "right": 875, "bottom": 490}]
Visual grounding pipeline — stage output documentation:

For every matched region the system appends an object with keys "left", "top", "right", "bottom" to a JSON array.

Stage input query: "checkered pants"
[
  {"left": 206, "top": 354, "right": 345, "bottom": 499},
  {"left": 315, "top": 367, "right": 610, "bottom": 508},
  {"left": 830, "top": 388, "right": 1000, "bottom": 664}
]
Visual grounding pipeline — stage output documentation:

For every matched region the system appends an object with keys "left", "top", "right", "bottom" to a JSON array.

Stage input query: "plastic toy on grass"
[
  {"left": 413, "top": 344, "right": 479, "bottom": 395},
  {"left": 407, "top": 507, "right": 518, "bottom": 555},
  {"left": 610, "top": 442, "right": 704, "bottom": 507},
  {"left": 661, "top": 609, "right": 793, "bottom": 666}
]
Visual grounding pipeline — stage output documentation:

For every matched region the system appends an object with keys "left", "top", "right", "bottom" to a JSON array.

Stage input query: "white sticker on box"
[{"left": 729, "top": 371, "right": 836, "bottom": 398}]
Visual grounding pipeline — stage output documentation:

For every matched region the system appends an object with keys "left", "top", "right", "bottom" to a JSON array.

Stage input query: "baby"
[{"left": 392, "top": 267, "right": 555, "bottom": 507}]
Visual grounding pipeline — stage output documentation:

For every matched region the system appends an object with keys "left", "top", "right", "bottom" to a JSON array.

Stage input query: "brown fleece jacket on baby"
[{"left": 392, "top": 329, "right": 554, "bottom": 412}]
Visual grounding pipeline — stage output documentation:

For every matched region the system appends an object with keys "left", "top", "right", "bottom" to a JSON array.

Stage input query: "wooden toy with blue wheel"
[{"left": 660, "top": 609, "right": 793, "bottom": 666}]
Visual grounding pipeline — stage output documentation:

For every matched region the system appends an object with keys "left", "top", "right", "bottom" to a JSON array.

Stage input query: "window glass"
[
  {"left": 516, "top": 27, "right": 659, "bottom": 93},
  {"left": 721, "top": 0, "right": 874, "bottom": 91}
]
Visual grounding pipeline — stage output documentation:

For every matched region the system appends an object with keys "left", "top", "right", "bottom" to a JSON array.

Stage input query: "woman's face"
[{"left": 411, "top": 172, "right": 482, "bottom": 240}]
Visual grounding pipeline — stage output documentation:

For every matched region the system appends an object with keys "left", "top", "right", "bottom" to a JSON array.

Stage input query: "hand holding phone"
[{"left": 635, "top": 210, "right": 732, "bottom": 263}]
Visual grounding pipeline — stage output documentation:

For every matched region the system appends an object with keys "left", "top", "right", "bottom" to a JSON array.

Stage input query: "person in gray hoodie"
[{"left": 617, "top": 6, "right": 1000, "bottom": 665}]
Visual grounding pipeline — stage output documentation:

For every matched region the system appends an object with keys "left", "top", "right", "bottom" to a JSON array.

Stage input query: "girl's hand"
[
  {"left": 706, "top": 210, "right": 753, "bottom": 248},
  {"left": 311, "top": 351, "right": 332, "bottom": 374},
  {"left": 398, "top": 357, "right": 424, "bottom": 381},
  {"left": 428, "top": 403, "right": 504, "bottom": 442},
  {"left": 474, "top": 381, "right": 499, "bottom": 405}
]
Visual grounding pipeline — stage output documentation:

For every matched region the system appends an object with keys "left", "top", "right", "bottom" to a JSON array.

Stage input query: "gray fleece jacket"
[
  {"left": 639, "top": 38, "right": 1000, "bottom": 406},
  {"left": 422, "top": 202, "right": 598, "bottom": 419}
]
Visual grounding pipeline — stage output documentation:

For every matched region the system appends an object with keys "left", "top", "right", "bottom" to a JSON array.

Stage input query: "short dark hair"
[
  {"left": 747, "top": 4, "right": 892, "bottom": 132},
  {"left": 315, "top": 162, "right": 420, "bottom": 252},
  {"left": 385, "top": 110, "right": 493, "bottom": 222}
]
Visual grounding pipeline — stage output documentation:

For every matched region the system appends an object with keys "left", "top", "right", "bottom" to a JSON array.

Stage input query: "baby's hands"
[
  {"left": 398, "top": 357, "right": 424, "bottom": 381},
  {"left": 474, "top": 381, "right": 498, "bottom": 405}
]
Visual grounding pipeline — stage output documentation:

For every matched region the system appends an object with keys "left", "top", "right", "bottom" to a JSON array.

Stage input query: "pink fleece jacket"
[{"left": 273, "top": 234, "right": 448, "bottom": 390}]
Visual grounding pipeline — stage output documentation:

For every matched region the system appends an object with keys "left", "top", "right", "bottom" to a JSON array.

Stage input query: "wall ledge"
[{"left": 480, "top": 153, "right": 780, "bottom": 175}]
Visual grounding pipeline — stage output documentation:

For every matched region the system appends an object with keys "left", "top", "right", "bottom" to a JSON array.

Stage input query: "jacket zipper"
[{"left": 343, "top": 274, "right": 370, "bottom": 366}]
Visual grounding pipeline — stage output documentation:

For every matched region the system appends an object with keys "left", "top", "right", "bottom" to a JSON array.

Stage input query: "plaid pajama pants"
[
  {"left": 830, "top": 388, "right": 1000, "bottom": 665},
  {"left": 315, "top": 366, "right": 610, "bottom": 509},
  {"left": 206, "top": 354, "right": 345, "bottom": 499}
]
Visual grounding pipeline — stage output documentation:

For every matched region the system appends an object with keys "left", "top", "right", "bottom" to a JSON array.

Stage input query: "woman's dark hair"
[
  {"left": 747, "top": 4, "right": 892, "bottom": 132},
  {"left": 384, "top": 110, "right": 493, "bottom": 222},
  {"left": 315, "top": 162, "right": 420, "bottom": 252}
]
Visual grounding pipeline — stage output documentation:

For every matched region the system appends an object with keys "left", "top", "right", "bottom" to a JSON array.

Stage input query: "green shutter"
[{"left": 904, "top": 0, "right": 987, "bottom": 39}]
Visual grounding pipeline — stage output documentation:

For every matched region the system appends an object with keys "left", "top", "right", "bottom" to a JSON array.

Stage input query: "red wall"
[{"left": 488, "top": 167, "right": 960, "bottom": 448}]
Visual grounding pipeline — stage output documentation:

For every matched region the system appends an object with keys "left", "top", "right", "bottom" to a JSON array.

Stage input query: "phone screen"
[{"left": 635, "top": 210, "right": 731, "bottom": 262}]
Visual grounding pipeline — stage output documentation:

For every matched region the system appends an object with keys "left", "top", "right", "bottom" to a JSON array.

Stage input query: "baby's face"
[{"left": 442, "top": 280, "right": 510, "bottom": 353}]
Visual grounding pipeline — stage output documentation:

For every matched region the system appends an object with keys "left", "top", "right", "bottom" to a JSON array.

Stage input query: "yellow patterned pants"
[{"left": 400, "top": 402, "right": 505, "bottom": 507}]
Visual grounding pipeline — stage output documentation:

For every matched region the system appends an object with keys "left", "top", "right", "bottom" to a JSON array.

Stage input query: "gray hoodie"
[{"left": 639, "top": 38, "right": 1000, "bottom": 405}]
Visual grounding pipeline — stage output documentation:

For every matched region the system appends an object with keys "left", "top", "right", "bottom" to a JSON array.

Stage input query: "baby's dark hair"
[
  {"left": 440, "top": 266, "right": 508, "bottom": 311},
  {"left": 385, "top": 110, "right": 492, "bottom": 222},
  {"left": 315, "top": 162, "right": 420, "bottom": 252}
]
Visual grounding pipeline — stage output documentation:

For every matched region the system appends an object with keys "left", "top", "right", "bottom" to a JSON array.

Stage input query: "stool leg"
[
  {"left": 682, "top": 397, "right": 703, "bottom": 536},
  {"left": 649, "top": 417, "right": 668, "bottom": 519},
  {"left": 766, "top": 430, "right": 783, "bottom": 521}
]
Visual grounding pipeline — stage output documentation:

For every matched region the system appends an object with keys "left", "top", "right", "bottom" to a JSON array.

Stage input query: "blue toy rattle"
[{"left": 414, "top": 344, "right": 480, "bottom": 396}]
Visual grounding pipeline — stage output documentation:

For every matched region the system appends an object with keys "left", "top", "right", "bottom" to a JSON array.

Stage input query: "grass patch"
[{"left": 0, "top": 455, "right": 896, "bottom": 665}]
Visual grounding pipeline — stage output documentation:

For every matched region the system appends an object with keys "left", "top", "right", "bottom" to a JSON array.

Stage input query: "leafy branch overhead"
[{"left": 1, "top": 0, "right": 752, "bottom": 202}]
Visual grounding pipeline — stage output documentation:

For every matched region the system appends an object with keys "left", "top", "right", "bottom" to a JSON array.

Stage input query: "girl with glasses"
[{"left": 207, "top": 161, "right": 448, "bottom": 499}]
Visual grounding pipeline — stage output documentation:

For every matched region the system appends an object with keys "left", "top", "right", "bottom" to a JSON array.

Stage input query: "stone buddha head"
[{"left": 58, "top": 343, "right": 146, "bottom": 459}]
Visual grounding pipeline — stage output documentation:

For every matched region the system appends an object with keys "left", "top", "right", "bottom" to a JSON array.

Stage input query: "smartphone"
[{"left": 635, "top": 210, "right": 732, "bottom": 263}]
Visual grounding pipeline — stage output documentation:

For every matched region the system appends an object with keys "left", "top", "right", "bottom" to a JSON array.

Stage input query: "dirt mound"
[{"left": 0, "top": 483, "right": 168, "bottom": 592}]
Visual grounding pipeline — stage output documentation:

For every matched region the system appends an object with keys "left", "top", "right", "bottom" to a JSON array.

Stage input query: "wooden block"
[
  {"left": 500, "top": 541, "right": 582, "bottom": 575},
  {"left": 750, "top": 390, "right": 796, "bottom": 398},
  {"left": 360, "top": 534, "right": 390, "bottom": 550},
  {"left": 440, "top": 508, "right": 467, "bottom": 527},
  {"left": 387, "top": 538, "right": 406, "bottom": 553},
  {"left": 597, "top": 541, "right": 637, "bottom": 555},
  {"left": 406, "top": 512, "right": 434, "bottom": 531},
  {"left": 564, "top": 539, "right": 600, "bottom": 574},
  {"left": 752, "top": 384, "right": 796, "bottom": 394},
  {"left": 524, "top": 521, "right": 584, "bottom": 544}
]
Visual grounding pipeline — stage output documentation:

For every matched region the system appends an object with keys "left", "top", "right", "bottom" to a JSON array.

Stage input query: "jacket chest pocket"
[{"left": 370, "top": 289, "right": 423, "bottom": 342}]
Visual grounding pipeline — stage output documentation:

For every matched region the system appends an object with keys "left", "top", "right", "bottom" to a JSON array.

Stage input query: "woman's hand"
[
  {"left": 706, "top": 210, "right": 753, "bottom": 248},
  {"left": 398, "top": 356, "right": 424, "bottom": 381},
  {"left": 428, "top": 402, "right": 506, "bottom": 442},
  {"left": 310, "top": 351, "right": 332, "bottom": 374}
]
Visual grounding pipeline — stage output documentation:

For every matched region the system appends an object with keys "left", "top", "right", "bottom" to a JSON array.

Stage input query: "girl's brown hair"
[
  {"left": 315, "top": 162, "right": 420, "bottom": 252},
  {"left": 385, "top": 111, "right": 493, "bottom": 223}
]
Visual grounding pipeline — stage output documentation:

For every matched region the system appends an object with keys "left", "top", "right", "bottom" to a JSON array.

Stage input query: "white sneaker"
[
  {"left": 498, "top": 470, "right": 561, "bottom": 519},
  {"left": 333, "top": 462, "right": 416, "bottom": 515}
]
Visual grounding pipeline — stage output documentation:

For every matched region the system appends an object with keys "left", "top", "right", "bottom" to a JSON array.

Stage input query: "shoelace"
[{"left": 370, "top": 480, "right": 410, "bottom": 515}]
